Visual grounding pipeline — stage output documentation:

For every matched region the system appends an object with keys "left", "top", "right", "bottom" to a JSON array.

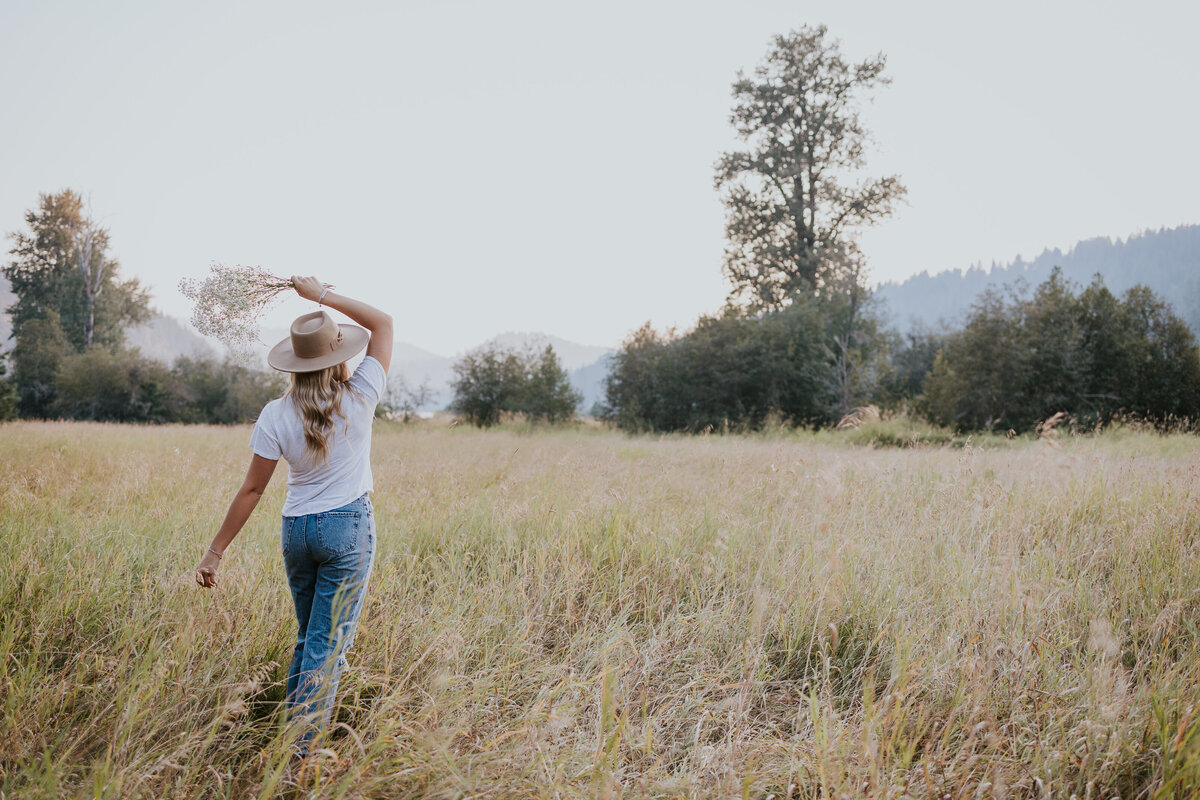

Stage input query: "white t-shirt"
[{"left": 249, "top": 356, "right": 387, "bottom": 517}]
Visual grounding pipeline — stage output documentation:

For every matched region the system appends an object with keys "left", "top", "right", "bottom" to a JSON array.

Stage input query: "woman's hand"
[
  {"left": 195, "top": 549, "right": 222, "bottom": 588},
  {"left": 197, "top": 457, "right": 276, "bottom": 590},
  {"left": 291, "top": 275, "right": 325, "bottom": 303}
]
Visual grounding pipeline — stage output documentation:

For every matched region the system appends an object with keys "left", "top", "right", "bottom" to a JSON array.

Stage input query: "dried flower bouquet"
[{"left": 179, "top": 264, "right": 330, "bottom": 354}]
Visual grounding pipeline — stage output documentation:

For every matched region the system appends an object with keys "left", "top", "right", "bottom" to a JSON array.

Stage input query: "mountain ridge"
[{"left": 874, "top": 224, "right": 1200, "bottom": 334}]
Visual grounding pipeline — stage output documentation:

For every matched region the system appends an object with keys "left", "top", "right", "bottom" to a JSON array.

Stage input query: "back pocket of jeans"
[
  {"left": 281, "top": 518, "right": 293, "bottom": 556},
  {"left": 317, "top": 511, "right": 360, "bottom": 554}
]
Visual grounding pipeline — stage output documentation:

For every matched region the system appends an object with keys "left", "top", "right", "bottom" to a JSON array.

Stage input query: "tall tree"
[
  {"left": 715, "top": 25, "right": 906, "bottom": 311},
  {"left": 4, "top": 190, "right": 150, "bottom": 416},
  {"left": 4, "top": 190, "right": 149, "bottom": 353}
]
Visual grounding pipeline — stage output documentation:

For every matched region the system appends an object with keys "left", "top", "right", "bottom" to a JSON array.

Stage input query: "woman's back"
[{"left": 250, "top": 355, "right": 387, "bottom": 517}]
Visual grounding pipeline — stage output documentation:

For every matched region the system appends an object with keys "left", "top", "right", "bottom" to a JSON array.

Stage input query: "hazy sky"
[{"left": 3, "top": 0, "right": 1198, "bottom": 354}]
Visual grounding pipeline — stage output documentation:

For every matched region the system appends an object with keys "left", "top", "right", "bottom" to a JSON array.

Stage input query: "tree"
[
  {"left": 53, "top": 347, "right": 173, "bottom": 422},
  {"left": 921, "top": 283, "right": 1033, "bottom": 430},
  {"left": 72, "top": 218, "right": 109, "bottom": 349},
  {"left": 4, "top": 191, "right": 150, "bottom": 416},
  {"left": 517, "top": 346, "right": 582, "bottom": 422},
  {"left": 10, "top": 310, "right": 71, "bottom": 417},
  {"left": 5, "top": 190, "right": 149, "bottom": 352},
  {"left": 1021, "top": 269, "right": 1088, "bottom": 421},
  {"left": 1077, "top": 276, "right": 1134, "bottom": 414},
  {"left": 598, "top": 323, "right": 679, "bottom": 432},
  {"left": 920, "top": 272, "right": 1200, "bottom": 431},
  {"left": 602, "top": 302, "right": 839, "bottom": 433},
  {"left": 1117, "top": 286, "right": 1200, "bottom": 420},
  {"left": 170, "top": 356, "right": 286, "bottom": 424},
  {"left": 380, "top": 374, "right": 435, "bottom": 422},
  {"left": 450, "top": 346, "right": 527, "bottom": 426},
  {"left": 450, "top": 344, "right": 580, "bottom": 427},
  {"left": 875, "top": 323, "right": 945, "bottom": 408},
  {"left": 715, "top": 25, "right": 906, "bottom": 311}
]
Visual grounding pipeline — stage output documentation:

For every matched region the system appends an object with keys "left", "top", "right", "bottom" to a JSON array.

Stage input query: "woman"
[{"left": 194, "top": 276, "right": 393, "bottom": 753}]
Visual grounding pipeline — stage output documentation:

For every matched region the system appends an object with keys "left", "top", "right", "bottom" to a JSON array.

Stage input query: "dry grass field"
[{"left": 3, "top": 420, "right": 1200, "bottom": 798}]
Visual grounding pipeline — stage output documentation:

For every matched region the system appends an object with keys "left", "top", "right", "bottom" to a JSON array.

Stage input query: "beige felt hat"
[{"left": 267, "top": 310, "right": 369, "bottom": 373}]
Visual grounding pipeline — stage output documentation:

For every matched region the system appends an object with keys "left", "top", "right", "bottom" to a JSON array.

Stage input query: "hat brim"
[{"left": 267, "top": 324, "right": 371, "bottom": 373}]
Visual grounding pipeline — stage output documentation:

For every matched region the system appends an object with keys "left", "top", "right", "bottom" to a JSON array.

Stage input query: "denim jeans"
[{"left": 281, "top": 493, "right": 376, "bottom": 749}]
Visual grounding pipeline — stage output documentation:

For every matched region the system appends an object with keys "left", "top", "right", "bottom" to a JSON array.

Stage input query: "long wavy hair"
[{"left": 287, "top": 362, "right": 353, "bottom": 463}]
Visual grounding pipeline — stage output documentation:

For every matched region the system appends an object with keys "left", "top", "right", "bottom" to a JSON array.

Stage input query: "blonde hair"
[{"left": 287, "top": 362, "right": 353, "bottom": 463}]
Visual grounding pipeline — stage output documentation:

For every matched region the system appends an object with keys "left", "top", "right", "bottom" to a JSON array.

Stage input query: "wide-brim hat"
[{"left": 267, "top": 310, "right": 370, "bottom": 373}]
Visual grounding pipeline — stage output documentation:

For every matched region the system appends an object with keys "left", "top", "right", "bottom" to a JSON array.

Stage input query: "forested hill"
[{"left": 874, "top": 224, "right": 1200, "bottom": 335}]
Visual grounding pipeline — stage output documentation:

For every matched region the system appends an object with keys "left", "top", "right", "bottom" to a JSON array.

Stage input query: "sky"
[{"left": 2, "top": 0, "right": 1199, "bottom": 355}]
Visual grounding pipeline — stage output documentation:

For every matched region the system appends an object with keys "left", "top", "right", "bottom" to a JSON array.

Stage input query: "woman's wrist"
[{"left": 207, "top": 547, "right": 224, "bottom": 559}]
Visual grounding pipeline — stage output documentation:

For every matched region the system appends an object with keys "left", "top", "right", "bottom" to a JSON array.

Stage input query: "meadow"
[{"left": 2, "top": 420, "right": 1200, "bottom": 798}]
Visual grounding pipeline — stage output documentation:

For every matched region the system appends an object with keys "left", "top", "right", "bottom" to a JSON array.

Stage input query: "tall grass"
[{"left": 2, "top": 421, "right": 1200, "bottom": 797}]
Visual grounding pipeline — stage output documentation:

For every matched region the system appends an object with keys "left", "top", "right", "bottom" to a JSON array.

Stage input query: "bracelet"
[
  {"left": 318, "top": 287, "right": 330, "bottom": 306},
  {"left": 208, "top": 547, "right": 223, "bottom": 560}
]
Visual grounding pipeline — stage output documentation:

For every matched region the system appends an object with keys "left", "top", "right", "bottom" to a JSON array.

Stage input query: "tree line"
[
  {"left": 919, "top": 270, "right": 1200, "bottom": 431},
  {"left": 0, "top": 189, "right": 581, "bottom": 427},
  {"left": 7, "top": 27, "right": 1199, "bottom": 432},
  {"left": 598, "top": 269, "right": 1200, "bottom": 434},
  {"left": 594, "top": 26, "right": 1200, "bottom": 435},
  {"left": 0, "top": 190, "right": 282, "bottom": 423}
]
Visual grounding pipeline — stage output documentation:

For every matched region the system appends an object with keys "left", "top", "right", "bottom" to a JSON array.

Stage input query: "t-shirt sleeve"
[
  {"left": 249, "top": 405, "right": 282, "bottom": 460},
  {"left": 350, "top": 355, "right": 388, "bottom": 407}
]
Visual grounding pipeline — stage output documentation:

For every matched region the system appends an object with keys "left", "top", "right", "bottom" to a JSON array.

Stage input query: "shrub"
[
  {"left": 49, "top": 349, "right": 284, "bottom": 424},
  {"left": 53, "top": 346, "right": 175, "bottom": 422},
  {"left": 170, "top": 356, "right": 285, "bottom": 424}
]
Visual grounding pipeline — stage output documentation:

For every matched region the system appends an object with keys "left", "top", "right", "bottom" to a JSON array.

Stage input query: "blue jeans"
[{"left": 281, "top": 493, "right": 376, "bottom": 749}]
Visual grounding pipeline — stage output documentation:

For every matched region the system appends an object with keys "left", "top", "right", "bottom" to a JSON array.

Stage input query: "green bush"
[
  {"left": 10, "top": 311, "right": 71, "bottom": 418},
  {"left": 170, "top": 356, "right": 285, "bottom": 424},
  {"left": 47, "top": 348, "right": 284, "bottom": 424},
  {"left": 53, "top": 347, "right": 173, "bottom": 422}
]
